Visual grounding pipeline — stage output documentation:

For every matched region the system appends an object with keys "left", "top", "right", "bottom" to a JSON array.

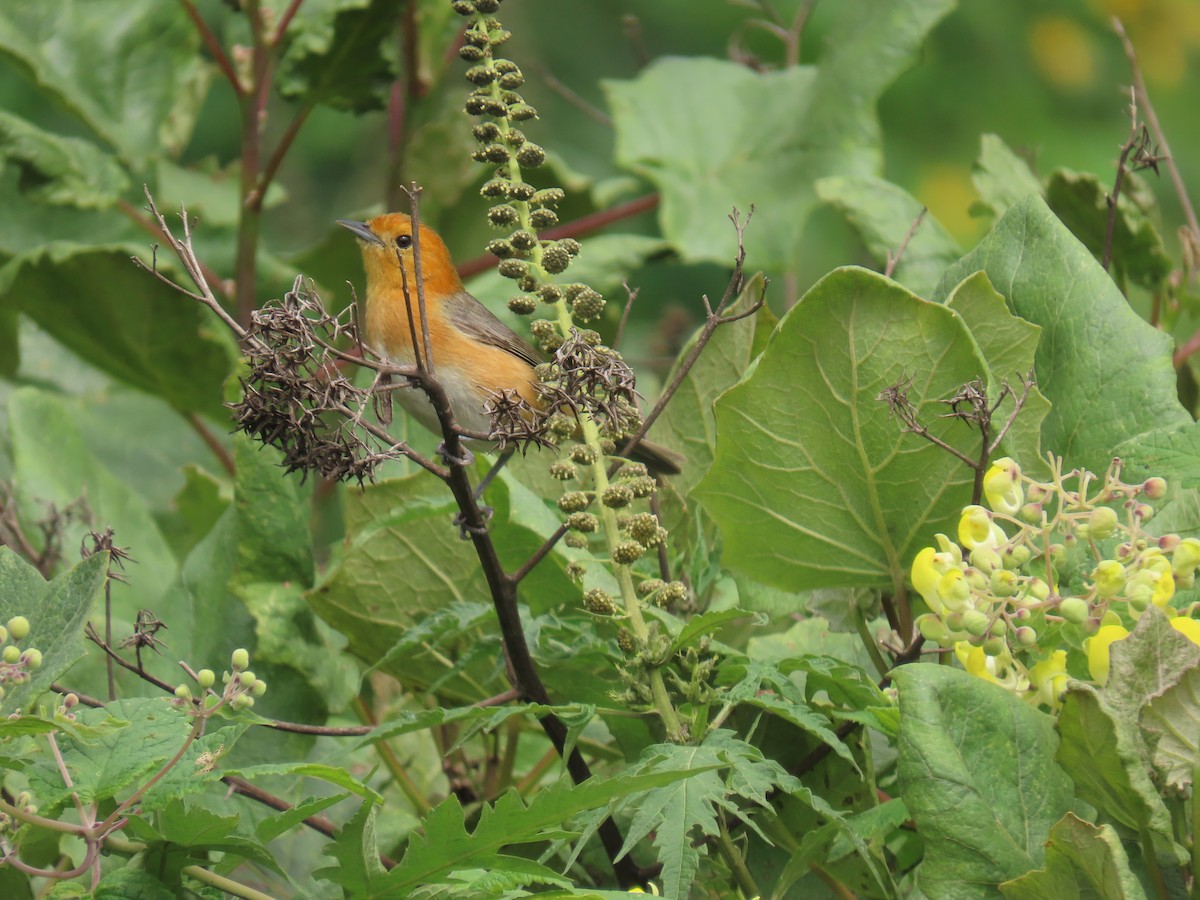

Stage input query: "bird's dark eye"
[{"left": 395, "top": 234, "right": 413, "bottom": 249}]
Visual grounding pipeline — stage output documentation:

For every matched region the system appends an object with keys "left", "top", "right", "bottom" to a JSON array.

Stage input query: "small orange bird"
[{"left": 338, "top": 213, "right": 682, "bottom": 474}]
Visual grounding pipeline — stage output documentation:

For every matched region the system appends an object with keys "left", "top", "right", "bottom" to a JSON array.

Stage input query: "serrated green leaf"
[
  {"left": 0, "top": 246, "right": 237, "bottom": 419},
  {"left": 383, "top": 767, "right": 717, "bottom": 893},
  {"left": 605, "top": 0, "right": 955, "bottom": 269},
  {"left": 314, "top": 799, "right": 387, "bottom": 896},
  {"left": 0, "top": 1, "right": 208, "bottom": 166},
  {"left": 999, "top": 813, "right": 1148, "bottom": 900},
  {"left": 233, "top": 435, "right": 314, "bottom": 588},
  {"left": 255, "top": 793, "right": 348, "bottom": 845},
  {"left": 935, "top": 196, "right": 1189, "bottom": 473},
  {"left": 0, "top": 111, "right": 129, "bottom": 209},
  {"left": 1046, "top": 168, "right": 1172, "bottom": 290},
  {"left": 277, "top": 0, "right": 398, "bottom": 113},
  {"left": 695, "top": 267, "right": 987, "bottom": 592},
  {"left": 93, "top": 869, "right": 174, "bottom": 900},
  {"left": 0, "top": 550, "right": 106, "bottom": 714},
  {"left": 1116, "top": 423, "right": 1200, "bottom": 489},
  {"left": 817, "top": 175, "right": 960, "bottom": 299},
  {"left": 125, "top": 799, "right": 288, "bottom": 878},
  {"left": 971, "top": 134, "right": 1043, "bottom": 220},
  {"left": 895, "top": 665, "right": 1074, "bottom": 898}
]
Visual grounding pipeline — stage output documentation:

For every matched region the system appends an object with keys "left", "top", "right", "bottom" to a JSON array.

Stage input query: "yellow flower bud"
[
  {"left": 1170, "top": 617, "right": 1200, "bottom": 646},
  {"left": 1091, "top": 559, "right": 1126, "bottom": 598},
  {"left": 983, "top": 458, "right": 1024, "bottom": 515}
]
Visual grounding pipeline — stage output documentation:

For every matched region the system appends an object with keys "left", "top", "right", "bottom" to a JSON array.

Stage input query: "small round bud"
[
  {"left": 459, "top": 44, "right": 486, "bottom": 62},
  {"left": 515, "top": 143, "right": 546, "bottom": 168},
  {"left": 488, "top": 204, "right": 519, "bottom": 227},
  {"left": 564, "top": 533, "right": 589, "bottom": 549},
  {"left": 557, "top": 491, "right": 591, "bottom": 513},
  {"left": 517, "top": 274, "right": 539, "bottom": 292},
  {"left": 239, "top": 671, "right": 257, "bottom": 689},
  {"left": 63, "top": 693, "right": 79, "bottom": 709},
  {"left": 549, "top": 461, "right": 577, "bottom": 480},
  {"left": 499, "top": 71, "right": 525, "bottom": 90},
  {"left": 626, "top": 476, "right": 657, "bottom": 499},
  {"left": 982, "top": 636, "right": 1007, "bottom": 657},
  {"left": 508, "top": 181, "right": 536, "bottom": 201},
  {"left": 601, "top": 484, "right": 634, "bottom": 509},
  {"left": 539, "top": 284, "right": 563, "bottom": 305},
  {"left": 482, "top": 98, "right": 508, "bottom": 117},
  {"left": 252, "top": 680, "right": 267, "bottom": 697},
  {"left": 627, "top": 513, "right": 660, "bottom": 544},
  {"left": 567, "top": 512, "right": 599, "bottom": 533},
  {"left": 480, "top": 143, "right": 510, "bottom": 164},
  {"left": 565, "top": 561, "right": 586, "bottom": 581},
  {"left": 541, "top": 244, "right": 571, "bottom": 274},
  {"left": 174, "top": 684, "right": 191, "bottom": 700},
  {"left": 464, "top": 64, "right": 498, "bottom": 86},
  {"left": 0, "top": 626, "right": 8, "bottom": 644},
  {"left": 531, "top": 188, "right": 564, "bottom": 207},
  {"left": 1088, "top": 506, "right": 1119, "bottom": 539},
  {"left": 529, "top": 208, "right": 559, "bottom": 229},
  {"left": 197, "top": 669, "right": 215, "bottom": 689},
  {"left": 451, "top": 1, "right": 475, "bottom": 15},
  {"left": 961, "top": 609, "right": 990, "bottom": 637},
  {"left": 570, "top": 445, "right": 598, "bottom": 465},
  {"left": 1142, "top": 476, "right": 1168, "bottom": 500},
  {"left": 615, "top": 513, "right": 632, "bottom": 530},
  {"left": 231, "top": 648, "right": 250, "bottom": 672},
  {"left": 1059, "top": 597, "right": 1089, "bottom": 625},
  {"left": 583, "top": 588, "right": 618, "bottom": 615},
  {"left": 1134, "top": 503, "right": 1155, "bottom": 522},
  {"left": 662, "top": 582, "right": 688, "bottom": 605},
  {"left": 474, "top": 0, "right": 500, "bottom": 12},
  {"left": 2, "top": 646, "right": 20, "bottom": 664},
  {"left": 20, "top": 648, "right": 42, "bottom": 669},
  {"left": 503, "top": 128, "right": 525, "bottom": 148},
  {"left": 510, "top": 230, "right": 537, "bottom": 250},
  {"left": 617, "top": 463, "right": 650, "bottom": 480},
  {"left": 571, "top": 288, "right": 605, "bottom": 322},
  {"left": 507, "top": 295, "right": 536, "bottom": 315},
  {"left": 7, "top": 617, "right": 29, "bottom": 641},
  {"left": 612, "top": 540, "right": 646, "bottom": 565},
  {"left": 549, "top": 413, "right": 576, "bottom": 436},
  {"left": 497, "top": 259, "right": 528, "bottom": 279},
  {"left": 557, "top": 238, "right": 581, "bottom": 257},
  {"left": 480, "top": 178, "right": 509, "bottom": 198},
  {"left": 463, "top": 28, "right": 489, "bottom": 47},
  {"left": 637, "top": 578, "right": 666, "bottom": 598},
  {"left": 487, "top": 239, "right": 516, "bottom": 258},
  {"left": 1015, "top": 626, "right": 1038, "bottom": 646},
  {"left": 509, "top": 102, "right": 538, "bottom": 120},
  {"left": 617, "top": 628, "right": 635, "bottom": 653},
  {"left": 472, "top": 122, "right": 501, "bottom": 142}
]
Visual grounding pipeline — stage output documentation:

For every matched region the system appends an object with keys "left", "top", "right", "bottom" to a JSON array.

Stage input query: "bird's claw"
[
  {"left": 454, "top": 505, "right": 493, "bottom": 539},
  {"left": 437, "top": 441, "right": 475, "bottom": 468}
]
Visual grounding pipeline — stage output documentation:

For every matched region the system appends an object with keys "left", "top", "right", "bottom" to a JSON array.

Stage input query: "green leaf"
[
  {"left": 895, "top": 664, "right": 1074, "bottom": 898},
  {"left": 93, "top": 870, "right": 174, "bottom": 900},
  {"left": 0, "top": 303, "right": 15, "bottom": 378},
  {"left": 944, "top": 270, "right": 1050, "bottom": 467},
  {"left": 0, "top": 550, "right": 106, "bottom": 714},
  {"left": 315, "top": 799, "right": 388, "bottom": 896},
  {"left": 999, "top": 813, "right": 1148, "bottom": 900},
  {"left": 382, "top": 767, "right": 717, "bottom": 893},
  {"left": 1046, "top": 168, "right": 1172, "bottom": 290},
  {"left": 0, "top": 246, "right": 238, "bottom": 418},
  {"left": 0, "top": 111, "right": 129, "bottom": 209},
  {"left": 1056, "top": 684, "right": 1175, "bottom": 848},
  {"left": 0, "top": 1, "right": 209, "bottom": 165},
  {"left": 1143, "top": 666, "right": 1200, "bottom": 790},
  {"left": 255, "top": 793, "right": 348, "bottom": 845},
  {"left": 232, "top": 435, "right": 314, "bottom": 589},
  {"left": 1103, "top": 605, "right": 1200, "bottom": 727},
  {"left": 155, "top": 159, "right": 287, "bottom": 228},
  {"left": 816, "top": 175, "right": 961, "bottom": 299},
  {"left": 1116, "top": 422, "right": 1200, "bottom": 489},
  {"left": 8, "top": 388, "right": 178, "bottom": 612},
  {"left": 604, "top": 0, "right": 955, "bottom": 269},
  {"left": 935, "top": 196, "right": 1189, "bottom": 473},
  {"left": 971, "top": 134, "right": 1043, "bottom": 220},
  {"left": 695, "top": 267, "right": 987, "bottom": 592},
  {"left": 277, "top": 0, "right": 399, "bottom": 113},
  {"left": 124, "top": 799, "right": 288, "bottom": 879}
]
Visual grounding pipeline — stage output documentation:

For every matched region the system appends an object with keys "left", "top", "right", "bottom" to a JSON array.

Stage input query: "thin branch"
[
  {"left": 1114, "top": 18, "right": 1200, "bottom": 241},
  {"left": 256, "top": 102, "right": 314, "bottom": 206},
  {"left": 613, "top": 282, "right": 638, "bottom": 351},
  {"left": 179, "top": 0, "right": 245, "bottom": 98},
  {"left": 272, "top": 0, "right": 305, "bottom": 43},
  {"left": 1103, "top": 88, "right": 1145, "bottom": 273},
  {"left": 532, "top": 63, "right": 612, "bottom": 127},
  {"left": 185, "top": 412, "right": 236, "bottom": 476},
  {"left": 885, "top": 207, "right": 928, "bottom": 278},
  {"left": 117, "top": 199, "right": 231, "bottom": 300}
]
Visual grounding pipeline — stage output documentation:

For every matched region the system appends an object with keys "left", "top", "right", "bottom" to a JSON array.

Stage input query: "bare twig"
[
  {"left": 533, "top": 63, "right": 612, "bottom": 127},
  {"left": 1114, "top": 18, "right": 1200, "bottom": 243},
  {"left": 185, "top": 412, "right": 236, "bottom": 476},
  {"left": 885, "top": 207, "right": 928, "bottom": 278},
  {"left": 614, "top": 282, "right": 638, "bottom": 351}
]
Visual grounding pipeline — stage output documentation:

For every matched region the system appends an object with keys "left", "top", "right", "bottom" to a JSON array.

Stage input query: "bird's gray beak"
[{"left": 336, "top": 219, "right": 383, "bottom": 245}]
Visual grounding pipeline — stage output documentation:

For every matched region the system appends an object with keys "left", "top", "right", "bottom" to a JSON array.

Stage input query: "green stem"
[
  {"left": 717, "top": 813, "right": 760, "bottom": 899},
  {"left": 1139, "top": 824, "right": 1170, "bottom": 900},
  {"left": 182, "top": 865, "right": 278, "bottom": 900},
  {"left": 852, "top": 604, "right": 889, "bottom": 679},
  {"left": 352, "top": 696, "right": 433, "bottom": 815}
]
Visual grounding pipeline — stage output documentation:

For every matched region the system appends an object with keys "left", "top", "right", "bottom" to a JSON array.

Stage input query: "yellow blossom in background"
[
  {"left": 1029, "top": 15, "right": 1097, "bottom": 90},
  {"left": 1170, "top": 617, "right": 1200, "bottom": 645}
]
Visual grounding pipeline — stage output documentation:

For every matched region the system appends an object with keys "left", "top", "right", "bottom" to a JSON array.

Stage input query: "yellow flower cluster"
[{"left": 910, "top": 456, "right": 1196, "bottom": 708}]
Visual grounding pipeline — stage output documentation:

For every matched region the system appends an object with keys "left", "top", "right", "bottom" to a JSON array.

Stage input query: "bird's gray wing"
[{"left": 443, "top": 290, "right": 544, "bottom": 368}]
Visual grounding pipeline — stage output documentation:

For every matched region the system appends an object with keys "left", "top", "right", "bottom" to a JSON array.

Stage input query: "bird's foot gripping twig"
[
  {"left": 453, "top": 505, "right": 493, "bottom": 540},
  {"left": 436, "top": 441, "right": 475, "bottom": 468}
]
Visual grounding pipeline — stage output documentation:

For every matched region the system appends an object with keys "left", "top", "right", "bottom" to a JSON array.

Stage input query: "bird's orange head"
[{"left": 336, "top": 213, "right": 464, "bottom": 301}]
